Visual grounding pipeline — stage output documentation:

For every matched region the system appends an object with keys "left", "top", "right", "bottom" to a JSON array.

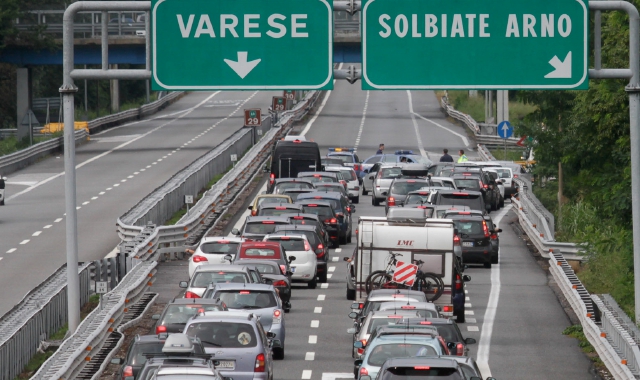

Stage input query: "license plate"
[
  {"left": 290, "top": 267, "right": 296, "bottom": 273},
  {"left": 462, "top": 242, "right": 474, "bottom": 247},
  {"left": 216, "top": 360, "right": 235, "bottom": 369}
]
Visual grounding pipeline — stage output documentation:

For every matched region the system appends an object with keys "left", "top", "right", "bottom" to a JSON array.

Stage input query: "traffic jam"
[{"left": 109, "top": 136, "right": 520, "bottom": 380}]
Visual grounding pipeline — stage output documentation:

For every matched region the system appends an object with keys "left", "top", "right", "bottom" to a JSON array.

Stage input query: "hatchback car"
[
  {"left": 188, "top": 237, "right": 244, "bottom": 277},
  {"left": 297, "top": 171, "right": 341, "bottom": 184},
  {"left": 203, "top": 284, "right": 286, "bottom": 359},
  {"left": 327, "top": 147, "right": 365, "bottom": 178},
  {"left": 451, "top": 171, "right": 499, "bottom": 212},
  {"left": 365, "top": 164, "right": 405, "bottom": 205},
  {"left": 439, "top": 355, "right": 494, "bottom": 380},
  {"left": 384, "top": 178, "right": 431, "bottom": 213},
  {"left": 269, "top": 178, "right": 315, "bottom": 195},
  {"left": 256, "top": 202, "right": 304, "bottom": 217},
  {"left": 235, "top": 241, "right": 293, "bottom": 276},
  {"left": 398, "top": 317, "right": 477, "bottom": 356},
  {"left": 184, "top": 312, "right": 276, "bottom": 379},
  {"left": 231, "top": 216, "right": 292, "bottom": 241},
  {"left": 377, "top": 301, "right": 440, "bottom": 318},
  {"left": 248, "top": 194, "right": 292, "bottom": 216},
  {"left": 274, "top": 224, "right": 328, "bottom": 282},
  {"left": 325, "top": 165, "right": 361, "bottom": 203},
  {"left": 264, "top": 233, "right": 318, "bottom": 288},
  {"left": 360, "top": 357, "right": 471, "bottom": 380},
  {"left": 280, "top": 213, "right": 330, "bottom": 246},
  {"left": 348, "top": 309, "right": 422, "bottom": 357},
  {"left": 179, "top": 264, "right": 254, "bottom": 298},
  {"left": 296, "top": 200, "right": 342, "bottom": 247},
  {"left": 233, "top": 259, "right": 292, "bottom": 311},
  {"left": 281, "top": 188, "right": 315, "bottom": 202},
  {"left": 448, "top": 214, "right": 496, "bottom": 268},
  {"left": 444, "top": 210, "right": 501, "bottom": 265},
  {"left": 432, "top": 190, "right": 487, "bottom": 214},
  {"left": 152, "top": 298, "right": 228, "bottom": 334},
  {"left": 297, "top": 191, "right": 353, "bottom": 244}
]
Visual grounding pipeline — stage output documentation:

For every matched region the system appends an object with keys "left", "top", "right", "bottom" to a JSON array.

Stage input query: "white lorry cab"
[{"left": 346, "top": 213, "right": 469, "bottom": 322}]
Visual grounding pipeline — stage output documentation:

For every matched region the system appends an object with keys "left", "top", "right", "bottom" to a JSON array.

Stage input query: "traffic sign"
[
  {"left": 283, "top": 90, "right": 296, "bottom": 100},
  {"left": 361, "top": 0, "right": 588, "bottom": 89},
  {"left": 272, "top": 96, "right": 287, "bottom": 112},
  {"left": 151, "top": 0, "right": 334, "bottom": 90},
  {"left": 516, "top": 135, "right": 527, "bottom": 147},
  {"left": 185, "top": 195, "right": 194, "bottom": 204},
  {"left": 244, "top": 109, "right": 262, "bottom": 126},
  {"left": 392, "top": 261, "right": 418, "bottom": 286},
  {"left": 95, "top": 281, "right": 108, "bottom": 294},
  {"left": 497, "top": 121, "right": 513, "bottom": 139}
]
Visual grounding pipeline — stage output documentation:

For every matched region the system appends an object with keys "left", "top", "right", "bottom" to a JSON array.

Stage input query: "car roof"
[
  {"left": 273, "top": 178, "right": 315, "bottom": 185},
  {"left": 399, "top": 317, "right": 456, "bottom": 325},
  {"left": 369, "top": 289, "right": 428, "bottom": 299},
  {"left": 391, "top": 178, "right": 430, "bottom": 183},
  {"left": 258, "top": 203, "right": 302, "bottom": 209},
  {"left": 370, "top": 309, "right": 421, "bottom": 318},
  {"left": 156, "top": 367, "right": 217, "bottom": 376},
  {"left": 279, "top": 212, "right": 321, "bottom": 220},
  {"left": 436, "top": 190, "right": 483, "bottom": 196},
  {"left": 255, "top": 194, "right": 293, "bottom": 199},
  {"left": 194, "top": 264, "right": 249, "bottom": 273},
  {"left": 298, "top": 191, "right": 344, "bottom": 200},
  {"left": 266, "top": 233, "right": 308, "bottom": 240},
  {"left": 244, "top": 216, "right": 292, "bottom": 223},
  {"left": 374, "top": 325, "right": 439, "bottom": 337},
  {"left": 381, "top": 357, "right": 459, "bottom": 369},
  {"left": 194, "top": 311, "right": 259, "bottom": 322},
  {"left": 233, "top": 259, "right": 279, "bottom": 267},
  {"left": 168, "top": 298, "right": 226, "bottom": 306},
  {"left": 240, "top": 241, "right": 282, "bottom": 249},
  {"left": 439, "top": 355, "right": 478, "bottom": 366},
  {"left": 298, "top": 171, "right": 339, "bottom": 177},
  {"left": 433, "top": 205, "right": 472, "bottom": 211},
  {"left": 274, "top": 224, "right": 317, "bottom": 231},
  {"left": 199, "top": 236, "right": 244, "bottom": 244},
  {"left": 372, "top": 334, "right": 440, "bottom": 344},
  {"left": 209, "top": 282, "right": 275, "bottom": 291},
  {"left": 295, "top": 199, "right": 333, "bottom": 207},
  {"left": 378, "top": 301, "right": 438, "bottom": 311},
  {"left": 135, "top": 334, "right": 168, "bottom": 343},
  {"left": 446, "top": 214, "right": 485, "bottom": 221}
]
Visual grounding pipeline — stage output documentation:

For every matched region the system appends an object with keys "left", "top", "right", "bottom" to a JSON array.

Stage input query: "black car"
[
  {"left": 397, "top": 317, "right": 477, "bottom": 356},
  {"left": 152, "top": 298, "right": 228, "bottom": 335},
  {"left": 281, "top": 212, "right": 330, "bottom": 246},
  {"left": 274, "top": 224, "right": 329, "bottom": 282},
  {"left": 256, "top": 202, "right": 305, "bottom": 217},
  {"left": 295, "top": 200, "right": 342, "bottom": 247},
  {"left": 443, "top": 209, "right": 502, "bottom": 265},
  {"left": 451, "top": 170, "right": 500, "bottom": 211},
  {"left": 270, "top": 178, "right": 316, "bottom": 195},
  {"left": 447, "top": 213, "right": 497, "bottom": 268},
  {"left": 297, "top": 191, "right": 353, "bottom": 244},
  {"left": 281, "top": 188, "right": 315, "bottom": 202},
  {"left": 228, "top": 259, "right": 292, "bottom": 311}
]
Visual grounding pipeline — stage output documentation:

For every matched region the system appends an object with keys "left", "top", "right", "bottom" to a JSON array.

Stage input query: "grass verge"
[
  {"left": 0, "top": 135, "right": 56, "bottom": 156},
  {"left": 446, "top": 91, "right": 537, "bottom": 123},
  {"left": 489, "top": 149, "right": 526, "bottom": 161},
  {"left": 562, "top": 325, "right": 605, "bottom": 368}
]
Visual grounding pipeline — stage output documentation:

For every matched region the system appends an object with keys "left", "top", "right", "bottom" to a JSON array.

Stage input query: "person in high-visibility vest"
[{"left": 457, "top": 150, "right": 468, "bottom": 163}]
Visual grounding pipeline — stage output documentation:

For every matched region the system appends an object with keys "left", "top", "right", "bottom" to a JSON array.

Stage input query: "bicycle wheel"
[
  {"left": 421, "top": 272, "right": 445, "bottom": 302},
  {"left": 365, "top": 271, "right": 393, "bottom": 294}
]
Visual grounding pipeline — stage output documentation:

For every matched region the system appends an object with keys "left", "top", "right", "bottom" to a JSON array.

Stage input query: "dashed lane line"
[
  {"left": 305, "top": 352, "right": 315, "bottom": 360},
  {"left": 467, "top": 326, "right": 480, "bottom": 332},
  {"left": 332, "top": 257, "right": 339, "bottom": 262},
  {"left": 6, "top": 249, "right": 16, "bottom": 253},
  {"left": 405, "top": 91, "right": 427, "bottom": 158},
  {"left": 308, "top": 335, "right": 317, "bottom": 344},
  {"left": 300, "top": 63, "right": 343, "bottom": 137},
  {"left": 335, "top": 248, "right": 342, "bottom": 253},
  {"left": 317, "top": 295, "right": 326, "bottom": 301},
  {"left": 43, "top": 225, "right": 52, "bottom": 229},
  {"left": 314, "top": 307, "right": 322, "bottom": 313},
  {"left": 328, "top": 266, "right": 335, "bottom": 272},
  {"left": 311, "top": 320, "right": 319, "bottom": 328},
  {"left": 353, "top": 91, "right": 370, "bottom": 152},
  {"left": 302, "top": 370, "right": 312, "bottom": 379},
  {"left": 320, "top": 283, "right": 329, "bottom": 289},
  {"left": 32, "top": 231, "right": 42, "bottom": 237},
  {"left": 19, "top": 240, "right": 29, "bottom": 245},
  {"left": 54, "top": 218, "right": 63, "bottom": 223}
]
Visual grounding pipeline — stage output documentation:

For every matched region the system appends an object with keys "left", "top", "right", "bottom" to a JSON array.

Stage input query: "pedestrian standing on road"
[
  {"left": 376, "top": 144, "right": 385, "bottom": 155},
  {"left": 457, "top": 150, "right": 468, "bottom": 163},
  {"left": 439, "top": 149, "right": 454, "bottom": 162}
]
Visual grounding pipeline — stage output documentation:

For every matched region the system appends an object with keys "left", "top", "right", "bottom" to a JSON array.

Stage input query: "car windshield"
[
  {"left": 215, "top": 290, "right": 278, "bottom": 309},
  {"left": 406, "top": 156, "right": 430, "bottom": 165},
  {"left": 274, "top": 182, "right": 313, "bottom": 193},
  {"left": 381, "top": 168, "right": 403, "bottom": 179},
  {"left": 243, "top": 248, "right": 277, "bottom": 257},
  {"left": 260, "top": 208, "right": 297, "bottom": 217},
  {"left": 244, "top": 223, "right": 279, "bottom": 234},
  {"left": 391, "top": 182, "right": 428, "bottom": 195},
  {"left": 367, "top": 343, "right": 438, "bottom": 366},
  {"left": 301, "top": 205, "right": 333, "bottom": 219},
  {"left": 454, "top": 179, "right": 481, "bottom": 190},
  {"left": 453, "top": 220, "right": 484, "bottom": 236},
  {"left": 495, "top": 168, "right": 511, "bottom": 178},
  {"left": 405, "top": 194, "right": 430, "bottom": 204},
  {"left": 186, "top": 322, "right": 258, "bottom": 348},
  {"left": 257, "top": 196, "right": 289, "bottom": 206},
  {"left": 192, "top": 272, "right": 248, "bottom": 287},
  {"left": 130, "top": 342, "right": 164, "bottom": 365},
  {"left": 328, "top": 154, "right": 353, "bottom": 163},
  {"left": 199, "top": 242, "right": 240, "bottom": 254},
  {"left": 160, "top": 304, "right": 224, "bottom": 325},
  {"left": 268, "top": 238, "right": 306, "bottom": 251},
  {"left": 368, "top": 317, "right": 406, "bottom": 333},
  {"left": 381, "top": 367, "right": 463, "bottom": 379}
]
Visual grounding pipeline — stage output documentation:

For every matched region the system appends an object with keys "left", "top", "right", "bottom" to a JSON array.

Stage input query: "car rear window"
[
  {"left": 381, "top": 168, "right": 403, "bottom": 179},
  {"left": 391, "top": 182, "right": 429, "bottom": 195},
  {"left": 268, "top": 238, "right": 306, "bottom": 251},
  {"left": 257, "top": 196, "right": 290, "bottom": 206},
  {"left": 130, "top": 342, "right": 164, "bottom": 365},
  {"left": 160, "top": 304, "right": 225, "bottom": 325},
  {"left": 244, "top": 222, "right": 279, "bottom": 235},
  {"left": 381, "top": 367, "right": 463, "bottom": 379},
  {"left": 199, "top": 242, "right": 240, "bottom": 254},
  {"left": 453, "top": 220, "right": 484, "bottom": 235},
  {"left": 368, "top": 317, "right": 406, "bottom": 333},
  {"left": 437, "top": 193, "right": 483, "bottom": 210},
  {"left": 453, "top": 179, "right": 481, "bottom": 190},
  {"left": 316, "top": 184, "right": 346, "bottom": 193},
  {"left": 405, "top": 194, "right": 430, "bottom": 204},
  {"left": 366, "top": 343, "right": 438, "bottom": 366},
  {"left": 242, "top": 248, "right": 278, "bottom": 257},
  {"left": 248, "top": 263, "right": 281, "bottom": 274},
  {"left": 274, "top": 182, "right": 314, "bottom": 193},
  {"left": 340, "top": 169, "right": 357, "bottom": 181},
  {"left": 186, "top": 322, "right": 258, "bottom": 348},
  {"left": 301, "top": 205, "right": 333, "bottom": 219},
  {"left": 495, "top": 168, "right": 511, "bottom": 179},
  {"left": 303, "top": 175, "right": 337, "bottom": 183},
  {"left": 259, "top": 208, "right": 298, "bottom": 217},
  {"left": 215, "top": 290, "right": 278, "bottom": 309},
  {"left": 328, "top": 154, "right": 353, "bottom": 163},
  {"left": 191, "top": 272, "right": 248, "bottom": 287}
]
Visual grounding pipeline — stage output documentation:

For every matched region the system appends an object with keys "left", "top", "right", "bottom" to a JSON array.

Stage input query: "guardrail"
[{"left": 23, "top": 90, "right": 320, "bottom": 379}]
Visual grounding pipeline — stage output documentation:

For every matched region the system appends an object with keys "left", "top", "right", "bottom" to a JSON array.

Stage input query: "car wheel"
[
  {"left": 332, "top": 241, "right": 340, "bottom": 249},
  {"left": 319, "top": 271, "right": 328, "bottom": 283},
  {"left": 353, "top": 196, "right": 359, "bottom": 204},
  {"left": 308, "top": 276, "right": 318, "bottom": 289},
  {"left": 0, "top": 199, "right": 4, "bottom": 206},
  {"left": 347, "top": 287, "right": 356, "bottom": 300},
  {"left": 273, "top": 346, "right": 285, "bottom": 360},
  {"left": 484, "top": 262, "right": 492, "bottom": 269},
  {"left": 362, "top": 184, "right": 368, "bottom": 195}
]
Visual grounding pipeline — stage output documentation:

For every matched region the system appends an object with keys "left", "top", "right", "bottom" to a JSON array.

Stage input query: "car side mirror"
[
  {"left": 179, "top": 281, "right": 188, "bottom": 288},
  {"left": 347, "top": 327, "right": 357, "bottom": 334},
  {"left": 289, "top": 256, "right": 297, "bottom": 262},
  {"left": 343, "top": 257, "right": 351, "bottom": 262},
  {"left": 381, "top": 191, "right": 388, "bottom": 196},
  {"left": 266, "top": 331, "right": 276, "bottom": 339},
  {"left": 354, "top": 359, "right": 363, "bottom": 367},
  {"left": 465, "top": 337, "right": 477, "bottom": 344},
  {"left": 351, "top": 302, "right": 363, "bottom": 310},
  {"left": 110, "top": 358, "right": 124, "bottom": 365},
  {"left": 348, "top": 311, "right": 359, "bottom": 319},
  {"left": 463, "top": 275, "right": 471, "bottom": 282},
  {"left": 231, "top": 228, "right": 240, "bottom": 235},
  {"left": 151, "top": 314, "right": 160, "bottom": 320},
  {"left": 447, "top": 342, "right": 456, "bottom": 350},
  {"left": 224, "top": 254, "right": 233, "bottom": 262},
  {"left": 353, "top": 341, "right": 364, "bottom": 348},
  {"left": 247, "top": 206, "right": 253, "bottom": 210},
  {"left": 286, "top": 270, "right": 294, "bottom": 276}
]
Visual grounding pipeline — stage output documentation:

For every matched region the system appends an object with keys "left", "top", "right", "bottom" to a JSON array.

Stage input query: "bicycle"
[{"left": 364, "top": 252, "right": 445, "bottom": 302}]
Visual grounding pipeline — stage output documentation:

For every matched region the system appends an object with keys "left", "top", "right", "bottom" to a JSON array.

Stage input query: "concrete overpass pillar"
[
  {"left": 110, "top": 64, "right": 120, "bottom": 113},
  {"left": 16, "top": 67, "right": 32, "bottom": 140}
]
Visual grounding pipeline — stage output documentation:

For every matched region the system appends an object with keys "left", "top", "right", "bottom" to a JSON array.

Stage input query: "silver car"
[
  {"left": 184, "top": 311, "right": 275, "bottom": 380},
  {"left": 347, "top": 309, "right": 421, "bottom": 358},
  {"left": 366, "top": 164, "right": 405, "bottom": 206},
  {"left": 377, "top": 301, "right": 440, "bottom": 318},
  {"left": 179, "top": 264, "right": 252, "bottom": 298},
  {"left": 204, "top": 283, "right": 286, "bottom": 360}
]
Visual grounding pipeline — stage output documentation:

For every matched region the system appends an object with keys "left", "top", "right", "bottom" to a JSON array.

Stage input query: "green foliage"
[
  {"left": 489, "top": 149, "right": 524, "bottom": 161},
  {"left": 0, "top": 135, "right": 53, "bottom": 155},
  {"left": 446, "top": 90, "right": 537, "bottom": 123},
  {"left": 562, "top": 325, "right": 598, "bottom": 356}
]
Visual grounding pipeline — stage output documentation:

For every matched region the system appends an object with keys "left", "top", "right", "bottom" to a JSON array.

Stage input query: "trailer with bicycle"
[{"left": 350, "top": 216, "right": 469, "bottom": 323}]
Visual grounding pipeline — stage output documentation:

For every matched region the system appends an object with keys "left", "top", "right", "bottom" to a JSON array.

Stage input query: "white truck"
[{"left": 345, "top": 212, "right": 469, "bottom": 322}]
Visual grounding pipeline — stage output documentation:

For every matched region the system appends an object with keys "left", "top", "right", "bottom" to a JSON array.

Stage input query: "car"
[
  {"left": 428, "top": 163, "right": 455, "bottom": 177},
  {"left": 269, "top": 138, "right": 322, "bottom": 189},
  {"left": 348, "top": 309, "right": 422, "bottom": 358},
  {"left": 179, "top": 264, "right": 254, "bottom": 298},
  {"left": 327, "top": 147, "right": 365, "bottom": 178},
  {"left": 451, "top": 169, "right": 500, "bottom": 212},
  {"left": 295, "top": 199, "right": 342, "bottom": 247},
  {"left": 255, "top": 202, "right": 304, "bottom": 217},
  {"left": 443, "top": 209, "right": 502, "bottom": 265},
  {"left": 483, "top": 168, "right": 506, "bottom": 207},
  {"left": 491, "top": 166, "right": 517, "bottom": 198},
  {"left": 280, "top": 212, "right": 330, "bottom": 246},
  {"left": 264, "top": 233, "right": 318, "bottom": 288},
  {"left": 366, "top": 164, "right": 405, "bottom": 206},
  {"left": 431, "top": 190, "right": 487, "bottom": 214},
  {"left": 360, "top": 357, "right": 472, "bottom": 380},
  {"left": 428, "top": 176, "right": 457, "bottom": 189},
  {"left": 188, "top": 237, "right": 244, "bottom": 277},
  {"left": 354, "top": 334, "right": 450, "bottom": 379},
  {"left": 325, "top": 165, "right": 361, "bottom": 203},
  {"left": 321, "top": 156, "right": 346, "bottom": 167},
  {"left": 297, "top": 171, "right": 341, "bottom": 185},
  {"left": 350, "top": 289, "right": 428, "bottom": 326},
  {"left": 274, "top": 224, "right": 329, "bottom": 282},
  {"left": 395, "top": 153, "right": 433, "bottom": 169},
  {"left": 281, "top": 188, "right": 315, "bottom": 201},
  {"left": 433, "top": 205, "right": 473, "bottom": 218},
  {"left": 152, "top": 298, "right": 228, "bottom": 334},
  {"left": 231, "top": 215, "right": 292, "bottom": 241},
  {"left": 184, "top": 311, "right": 276, "bottom": 379},
  {"left": 235, "top": 241, "right": 294, "bottom": 276},
  {"left": 401, "top": 189, "right": 435, "bottom": 208},
  {"left": 233, "top": 259, "right": 292, "bottom": 311},
  {"left": 297, "top": 191, "right": 354, "bottom": 244},
  {"left": 313, "top": 181, "right": 351, "bottom": 198},
  {"left": 269, "top": 178, "right": 315, "bottom": 195},
  {"left": 446, "top": 213, "right": 496, "bottom": 268},
  {"left": 203, "top": 283, "right": 286, "bottom": 359},
  {"left": 247, "top": 194, "right": 292, "bottom": 216},
  {"left": 366, "top": 324, "right": 442, "bottom": 352},
  {"left": 438, "top": 355, "right": 494, "bottom": 380},
  {"left": 112, "top": 333, "right": 206, "bottom": 380},
  {"left": 384, "top": 178, "right": 432, "bottom": 214},
  {"left": 397, "top": 317, "right": 477, "bottom": 356},
  {"left": 377, "top": 301, "right": 440, "bottom": 318}
]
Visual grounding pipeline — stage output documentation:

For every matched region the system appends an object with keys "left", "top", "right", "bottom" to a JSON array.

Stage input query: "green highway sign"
[
  {"left": 152, "top": 0, "right": 333, "bottom": 90},
  {"left": 361, "top": 0, "right": 588, "bottom": 89}
]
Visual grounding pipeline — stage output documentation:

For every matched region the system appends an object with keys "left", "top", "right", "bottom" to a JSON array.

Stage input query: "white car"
[
  {"left": 484, "top": 168, "right": 506, "bottom": 208},
  {"left": 264, "top": 233, "right": 318, "bottom": 289},
  {"left": 188, "top": 237, "right": 244, "bottom": 277},
  {"left": 0, "top": 176, "right": 5, "bottom": 205},
  {"left": 325, "top": 165, "right": 360, "bottom": 203}
]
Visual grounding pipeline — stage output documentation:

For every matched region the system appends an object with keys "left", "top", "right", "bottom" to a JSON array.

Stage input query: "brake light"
[
  {"left": 354, "top": 164, "right": 361, "bottom": 172},
  {"left": 442, "top": 305, "right": 453, "bottom": 313},
  {"left": 240, "top": 290, "right": 251, "bottom": 294},
  {"left": 275, "top": 206, "right": 287, "bottom": 210},
  {"left": 388, "top": 315, "right": 403, "bottom": 318},
  {"left": 304, "top": 240, "right": 311, "bottom": 251},
  {"left": 419, "top": 192, "right": 428, "bottom": 195},
  {"left": 491, "top": 233, "right": 498, "bottom": 239},
  {"left": 330, "top": 218, "right": 338, "bottom": 224},
  {"left": 377, "top": 170, "right": 383, "bottom": 179},
  {"left": 414, "top": 366, "right": 431, "bottom": 370},
  {"left": 308, "top": 204, "right": 318, "bottom": 207},
  {"left": 123, "top": 365, "right": 134, "bottom": 379},
  {"left": 279, "top": 236, "right": 290, "bottom": 240},
  {"left": 456, "top": 274, "right": 463, "bottom": 291},
  {"left": 453, "top": 235, "right": 461, "bottom": 246},
  {"left": 293, "top": 216, "right": 303, "bottom": 219},
  {"left": 358, "top": 339, "right": 367, "bottom": 355},
  {"left": 251, "top": 210, "right": 257, "bottom": 216},
  {"left": 313, "top": 174, "right": 321, "bottom": 177},
  {"left": 407, "top": 180, "right": 416, "bottom": 183},
  {"left": 280, "top": 265, "right": 287, "bottom": 274},
  {"left": 273, "top": 309, "right": 282, "bottom": 324},
  {"left": 155, "top": 325, "right": 167, "bottom": 334},
  {"left": 419, "top": 321, "right": 432, "bottom": 325},
  {"left": 513, "top": 174, "right": 519, "bottom": 178},
  {"left": 262, "top": 221, "right": 275, "bottom": 224},
  {"left": 482, "top": 182, "right": 488, "bottom": 189},
  {"left": 401, "top": 305, "right": 416, "bottom": 309},
  {"left": 269, "top": 173, "right": 275, "bottom": 185},
  {"left": 192, "top": 255, "right": 208, "bottom": 263},
  {"left": 359, "top": 367, "right": 368, "bottom": 376},
  {"left": 255, "top": 353, "right": 266, "bottom": 372},
  {"left": 273, "top": 280, "right": 287, "bottom": 287},
  {"left": 185, "top": 291, "right": 200, "bottom": 299},
  {"left": 452, "top": 192, "right": 468, "bottom": 196},
  {"left": 483, "top": 220, "right": 490, "bottom": 238},
  {"left": 388, "top": 197, "right": 395, "bottom": 206},
  {"left": 458, "top": 211, "right": 471, "bottom": 215},
  {"left": 347, "top": 206, "right": 351, "bottom": 213},
  {"left": 456, "top": 342, "right": 465, "bottom": 356}
]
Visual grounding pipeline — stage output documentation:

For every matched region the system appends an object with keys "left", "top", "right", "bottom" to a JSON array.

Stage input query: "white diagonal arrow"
[
  {"left": 224, "top": 52, "right": 261, "bottom": 79},
  {"left": 544, "top": 52, "right": 572, "bottom": 79}
]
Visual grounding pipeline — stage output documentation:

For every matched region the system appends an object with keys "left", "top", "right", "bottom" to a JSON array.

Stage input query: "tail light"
[
  {"left": 482, "top": 220, "right": 490, "bottom": 238},
  {"left": 340, "top": 180, "right": 347, "bottom": 189},
  {"left": 273, "top": 280, "right": 287, "bottom": 287},
  {"left": 456, "top": 342, "right": 465, "bottom": 356},
  {"left": 155, "top": 325, "right": 167, "bottom": 334},
  {"left": 491, "top": 232, "right": 498, "bottom": 239},
  {"left": 354, "top": 164, "right": 361, "bottom": 172},
  {"left": 304, "top": 240, "right": 311, "bottom": 251},
  {"left": 513, "top": 174, "right": 518, "bottom": 178},
  {"left": 455, "top": 274, "right": 463, "bottom": 291},
  {"left": 453, "top": 235, "right": 460, "bottom": 246},
  {"left": 192, "top": 255, "right": 208, "bottom": 263},
  {"left": 316, "top": 244, "right": 325, "bottom": 258},
  {"left": 251, "top": 209, "right": 257, "bottom": 216},
  {"left": 347, "top": 206, "right": 351, "bottom": 213},
  {"left": 122, "top": 365, "right": 133, "bottom": 379},
  {"left": 359, "top": 366, "right": 368, "bottom": 375},
  {"left": 273, "top": 309, "right": 282, "bottom": 324},
  {"left": 255, "top": 353, "right": 266, "bottom": 372},
  {"left": 325, "top": 218, "right": 337, "bottom": 224},
  {"left": 185, "top": 291, "right": 200, "bottom": 299},
  {"left": 357, "top": 339, "right": 367, "bottom": 355},
  {"left": 441, "top": 305, "right": 453, "bottom": 314},
  {"left": 377, "top": 170, "right": 383, "bottom": 179},
  {"left": 280, "top": 264, "right": 287, "bottom": 274},
  {"left": 388, "top": 197, "right": 395, "bottom": 206},
  {"left": 269, "top": 173, "right": 275, "bottom": 185}
]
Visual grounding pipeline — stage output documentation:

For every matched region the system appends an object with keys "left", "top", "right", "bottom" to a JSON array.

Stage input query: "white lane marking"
[
  {"left": 134, "top": 172, "right": 140, "bottom": 175},
  {"left": 162, "top": 156, "right": 167, "bottom": 159},
  {"left": 317, "top": 294, "right": 326, "bottom": 301},
  {"left": 54, "top": 218, "right": 63, "bottom": 223},
  {"left": 302, "top": 370, "right": 312, "bottom": 379},
  {"left": 328, "top": 266, "right": 335, "bottom": 272},
  {"left": 311, "top": 320, "right": 319, "bottom": 328},
  {"left": 305, "top": 352, "right": 315, "bottom": 360},
  {"left": 106, "top": 188, "right": 112, "bottom": 191},
  {"left": 353, "top": 91, "right": 370, "bottom": 152},
  {"left": 321, "top": 373, "right": 354, "bottom": 380},
  {"left": 335, "top": 248, "right": 342, "bottom": 253},
  {"left": 465, "top": 310, "right": 474, "bottom": 315},
  {"left": 82, "top": 201, "right": 90, "bottom": 205},
  {"left": 121, "top": 179, "right": 127, "bottom": 182},
  {"left": 7, "top": 93, "right": 220, "bottom": 202},
  {"left": 20, "top": 240, "right": 29, "bottom": 245},
  {"left": 76, "top": 206, "right": 81, "bottom": 210},
  {"left": 44, "top": 225, "right": 52, "bottom": 229},
  {"left": 332, "top": 257, "right": 339, "bottom": 262},
  {"left": 32, "top": 231, "right": 42, "bottom": 237},
  {"left": 467, "top": 318, "right": 477, "bottom": 323},
  {"left": 91, "top": 196, "right": 98, "bottom": 200},
  {"left": 157, "top": 159, "right": 163, "bottom": 162},
  {"left": 6, "top": 248, "right": 16, "bottom": 253},
  {"left": 465, "top": 290, "right": 468, "bottom": 294},
  {"left": 114, "top": 184, "right": 120, "bottom": 187},
  {"left": 308, "top": 335, "right": 317, "bottom": 344},
  {"left": 0, "top": 257, "right": 2, "bottom": 261},
  {"left": 406, "top": 90, "right": 428, "bottom": 157},
  {"left": 300, "top": 63, "right": 343, "bottom": 136},
  {"left": 476, "top": 204, "right": 512, "bottom": 378},
  {"left": 146, "top": 165, "right": 152, "bottom": 168},
  {"left": 128, "top": 175, "right": 134, "bottom": 179},
  {"left": 314, "top": 307, "right": 322, "bottom": 313},
  {"left": 467, "top": 326, "right": 480, "bottom": 332},
  {"left": 327, "top": 274, "right": 333, "bottom": 279},
  {"left": 465, "top": 296, "right": 470, "bottom": 301},
  {"left": 321, "top": 283, "right": 329, "bottom": 289},
  {"left": 465, "top": 303, "right": 472, "bottom": 308},
  {"left": 412, "top": 111, "right": 470, "bottom": 147}
]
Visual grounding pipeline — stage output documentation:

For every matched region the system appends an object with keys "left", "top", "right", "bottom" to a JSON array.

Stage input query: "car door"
[{"left": 367, "top": 163, "right": 381, "bottom": 189}]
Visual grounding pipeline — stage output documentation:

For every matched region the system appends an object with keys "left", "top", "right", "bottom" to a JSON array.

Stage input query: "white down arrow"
[
  {"left": 544, "top": 52, "right": 572, "bottom": 79},
  {"left": 224, "top": 52, "right": 261, "bottom": 79}
]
